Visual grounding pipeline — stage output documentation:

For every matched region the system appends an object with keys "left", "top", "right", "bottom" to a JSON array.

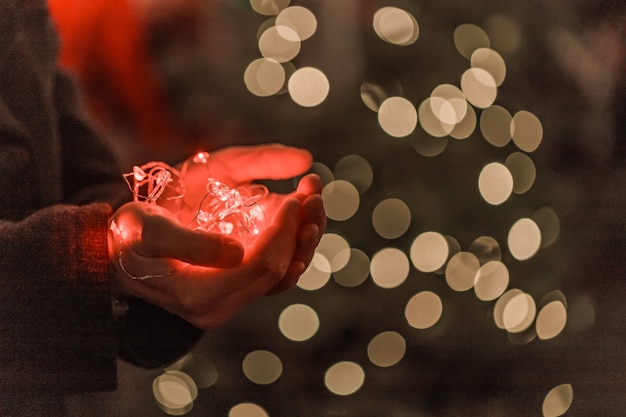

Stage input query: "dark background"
[{"left": 67, "top": 0, "right": 625, "bottom": 415}]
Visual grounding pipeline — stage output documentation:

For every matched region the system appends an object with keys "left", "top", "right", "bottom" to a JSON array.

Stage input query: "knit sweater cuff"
[{"left": 67, "top": 202, "right": 113, "bottom": 293}]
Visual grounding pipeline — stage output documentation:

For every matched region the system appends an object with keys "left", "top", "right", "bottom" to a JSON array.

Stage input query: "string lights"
[{"left": 112, "top": 152, "right": 268, "bottom": 280}]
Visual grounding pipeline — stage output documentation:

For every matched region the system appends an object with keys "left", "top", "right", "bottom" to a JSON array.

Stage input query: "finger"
[
  {"left": 140, "top": 214, "right": 244, "bottom": 267},
  {"left": 211, "top": 144, "right": 313, "bottom": 183},
  {"left": 284, "top": 222, "right": 321, "bottom": 279},
  {"left": 266, "top": 220, "right": 320, "bottom": 295},
  {"left": 295, "top": 173, "right": 323, "bottom": 197},
  {"left": 301, "top": 194, "right": 326, "bottom": 226},
  {"left": 225, "top": 198, "right": 301, "bottom": 296},
  {"left": 262, "top": 192, "right": 325, "bottom": 295}
]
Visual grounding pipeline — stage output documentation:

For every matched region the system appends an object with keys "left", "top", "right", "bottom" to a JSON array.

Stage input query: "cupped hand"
[
  {"left": 174, "top": 143, "right": 326, "bottom": 293},
  {"left": 109, "top": 196, "right": 319, "bottom": 329},
  {"left": 108, "top": 202, "right": 245, "bottom": 284},
  {"left": 109, "top": 144, "right": 326, "bottom": 329},
  {"left": 262, "top": 172, "right": 326, "bottom": 294}
]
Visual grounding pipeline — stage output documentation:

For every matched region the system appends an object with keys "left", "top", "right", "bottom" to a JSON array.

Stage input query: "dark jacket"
[{"left": 0, "top": 1, "right": 200, "bottom": 414}]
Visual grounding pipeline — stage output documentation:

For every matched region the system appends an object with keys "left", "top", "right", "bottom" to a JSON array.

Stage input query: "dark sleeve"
[
  {"left": 0, "top": 0, "right": 203, "bottom": 399},
  {"left": 55, "top": 68, "right": 129, "bottom": 208},
  {"left": 116, "top": 299, "right": 203, "bottom": 369},
  {"left": 0, "top": 204, "right": 117, "bottom": 396}
]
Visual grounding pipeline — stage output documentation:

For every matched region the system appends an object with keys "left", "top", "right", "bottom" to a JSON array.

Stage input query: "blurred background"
[{"left": 52, "top": 0, "right": 625, "bottom": 415}]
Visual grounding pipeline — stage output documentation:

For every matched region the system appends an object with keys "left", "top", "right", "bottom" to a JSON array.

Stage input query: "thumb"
[{"left": 139, "top": 213, "right": 244, "bottom": 267}]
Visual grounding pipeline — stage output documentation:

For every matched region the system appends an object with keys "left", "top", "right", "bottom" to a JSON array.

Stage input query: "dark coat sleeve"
[
  {"left": 0, "top": 0, "right": 202, "bottom": 404},
  {"left": 0, "top": 204, "right": 117, "bottom": 396}
]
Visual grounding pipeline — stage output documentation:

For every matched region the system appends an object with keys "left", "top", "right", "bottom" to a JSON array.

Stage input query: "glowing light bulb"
[
  {"left": 193, "top": 152, "right": 210, "bottom": 164},
  {"left": 132, "top": 166, "right": 146, "bottom": 181}
]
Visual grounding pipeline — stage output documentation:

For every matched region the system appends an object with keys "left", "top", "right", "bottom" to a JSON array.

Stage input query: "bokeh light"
[
  {"left": 532, "top": 207, "right": 560, "bottom": 248},
  {"left": 419, "top": 97, "right": 455, "bottom": 137},
  {"left": 370, "top": 247, "right": 410, "bottom": 289},
  {"left": 410, "top": 232, "right": 449, "bottom": 273},
  {"left": 276, "top": 6, "right": 317, "bottom": 41},
  {"left": 431, "top": 84, "right": 468, "bottom": 125},
  {"left": 324, "top": 362, "right": 365, "bottom": 396},
  {"left": 372, "top": 198, "right": 411, "bottom": 239},
  {"left": 315, "top": 233, "right": 351, "bottom": 272},
  {"left": 258, "top": 25, "right": 301, "bottom": 63},
  {"left": 405, "top": 291, "right": 443, "bottom": 329},
  {"left": 278, "top": 304, "right": 319, "bottom": 341},
  {"left": 542, "top": 384, "right": 574, "bottom": 417},
  {"left": 288, "top": 67, "right": 330, "bottom": 107},
  {"left": 480, "top": 105, "right": 512, "bottom": 147},
  {"left": 250, "top": 0, "right": 290, "bottom": 16},
  {"left": 468, "top": 235, "right": 502, "bottom": 264},
  {"left": 502, "top": 292, "right": 536, "bottom": 333},
  {"left": 478, "top": 162, "right": 514, "bottom": 205},
  {"left": 229, "top": 403, "right": 270, "bottom": 417},
  {"left": 310, "top": 161, "right": 335, "bottom": 186},
  {"left": 442, "top": 235, "right": 462, "bottom": 265},
  {"left": 333, "top": 154, "right": 373, "bottom": 194},
  {"left": 322, "top": 180, "right": 360, "bottom": 221},
  {"left": 471, "top": 48, "right": 506, "bottom": 86},
  {"left": 461, "top": 68, "right": 498, "bottom": 108},
  {"left": 378, "top": 96, "right": 418, "bottom": 137},
  {"left": 332, "top": 248, "right": 370, "bottom": 288},
  {"left": 536, "top": 301, "right": 567, "bottom": 340},
  {"left": 445, "top": 251, "right": 480, "bottom": 292},
  {"left": 454, "top": 24, "right": 490, "bottom": 59},
  {"left": 449, "top": 103, "right": 477, "bottom": 140},
  {"left": 507, "top": 217, "right": 542, "bottom": 260},
  {"left": 255, "top": 17, "right": 276, "bottom": 41},
  {"left": 153, "top": 371, "right": 198, "bottom": 416},
  {"left": 511, "top": 110, "right": 543, "bottom": 152},
  {"left": 367, "top": 331, "right": 407, "bottom": 367},
  {"left": 244, "top": 58, "right": 286, "bottom": 97},
  {"left": 242, "top": 350, "right": 283, "bottom": 385},
  {"left": 373, "top": 7, "right": 419, "bottom": 46},
  {"left": 473, "top": 261, "right": 509, "bottom": 301},
  {"left": 360, "top": 79, "right": 403, "bottom": 112},
  {"left": 505, "top": 152, "right": 536, "bottom": 194},
  {"left": 494, "top": 289, "right": 522, "bottom": 329},
  {"left": 296, "top": 252, "right": 331, "bottom": 291},
  {"left": 361, "top": 82, "right": 387, "bottom": 112}
]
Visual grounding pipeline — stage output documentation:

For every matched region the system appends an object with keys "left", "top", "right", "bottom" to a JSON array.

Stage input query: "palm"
[{"left": 175, "top": 144, "right": 314, "bottom": 228}]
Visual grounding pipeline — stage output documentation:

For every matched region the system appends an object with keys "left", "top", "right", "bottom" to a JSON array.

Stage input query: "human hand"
[
  {"left": 109, "top": 194, "right": 321, "bottom": 329},
  {"left": 109, "top": 144, "right": 326, "bottom": 328}
]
